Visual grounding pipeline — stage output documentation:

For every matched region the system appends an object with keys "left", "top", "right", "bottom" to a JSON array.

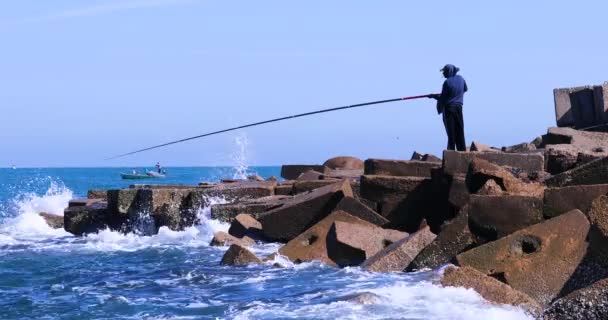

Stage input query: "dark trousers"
[{"left": 442, "top": 105, "right": 466, "bottom": 151}]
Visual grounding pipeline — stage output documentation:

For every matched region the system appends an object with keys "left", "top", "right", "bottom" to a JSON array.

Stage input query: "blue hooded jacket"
[{"left": 437, "top": 64, "right": 467, "bottom": 114}]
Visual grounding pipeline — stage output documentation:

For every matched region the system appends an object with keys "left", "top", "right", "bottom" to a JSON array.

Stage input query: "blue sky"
[{"left": 1, "top": 1, "right": 607, "bottom": 167}]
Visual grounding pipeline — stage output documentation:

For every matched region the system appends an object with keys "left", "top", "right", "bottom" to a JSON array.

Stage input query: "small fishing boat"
[{"left": 120, "top": 170, "right": 166, "bottom": 180}]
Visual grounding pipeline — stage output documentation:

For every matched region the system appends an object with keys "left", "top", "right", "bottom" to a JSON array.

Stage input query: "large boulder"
[
  {"left": 456, "top": 209, "right": 590, "bottom": 306},
  {"left": 228, "top": 214, "right": 263, "bottom": 240},
  {"left": 448, "top": 175, "right": 470, "bottom": 209},
  {"left": 543, "top": 184, "right": 608, "bottom": 218},
  {"left": 546, "top": 156, "right": 608, "bottom": 187},
  {"left": 468, "top": 195, "right": 544, "bottom": 241},
  {"left": 441, "top": 266, "right": 542, "bottom": 316},
  {"left": 334, "top": 196, "right": 389, "bottom": 227},
  {"left": 259, "top": 180, "right": 353, "bottom": 242},
  {"left": 323, "top": 156, "right": 364, "bottom": 170},
  {"left": 543, "top": 277, "right": 608, "bottom": 320},
  {"left": 64, "top": 202, "right": 108, "bottom": 236},
  {"left": 210, "top": 231, "right": 255, "bottom": 247},
  {"left": 39, "top": 212, "right": 64, "bottom": 229},
  {"left": 326, "top": 220, "right": 407, "bottom": 267},
  {"left": 281, "top": 165, "right": 329, "bottom": 180},
  {"left": 292, "top": 180, "right": 341, "bottom": 194},
  {"left": 363, "top": 159, "right": 440, "bottom": 177},
  {"left": 278, "top": 210, "right": 380, "bottom": 266},
  {"left": 466, "top": 158, "right": 544, "bottom": 197},
  {"left": 442, "top": 150, "right": 545, "bottom": 176},
  {"left": 407, "top": 208, "right": 474, "bottom": 271},
  {"left": 361, "top": 226, "right": 436, "bottom": 272},
  {"left": 220, "top": 244, "right": 262, "bottom": 266},
  {"left": 210, "top": 195, "right": 289, "bottom": 222},
  {"left": 588, "top": 196, "right": 608, "bottom": 267},
  {"left": 296, "top": 170, "right": 325, "bottom": 181}
]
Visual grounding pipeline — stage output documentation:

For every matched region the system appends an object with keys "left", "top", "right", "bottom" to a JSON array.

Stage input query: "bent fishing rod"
[{"left": 107, "top": 93, "right": 436, "bottom": 160}]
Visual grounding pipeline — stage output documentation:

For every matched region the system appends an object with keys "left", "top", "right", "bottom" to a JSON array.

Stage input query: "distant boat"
[{"left": 120, "top": 170, "right": 165, "bottom": 180}]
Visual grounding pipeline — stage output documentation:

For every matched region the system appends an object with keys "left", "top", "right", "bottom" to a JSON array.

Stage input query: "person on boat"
[
  {"left": 155, "top": 162, "right": 162, "bottom": 173},
  {"left": 132, "top": 169, "right": 138, "bottom": 175},
  {"left": 429, "top": 64, "right": 468, "bottom": 151}
]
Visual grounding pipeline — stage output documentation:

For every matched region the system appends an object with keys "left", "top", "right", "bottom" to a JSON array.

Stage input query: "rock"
[
  {"left": 440, "top": 266, "right": 542, "bottom": 316},
  {"left": 442, "top": 150, "right": 545, "bottom": 176},
  {"left": 470, "top": 141, "right": 499, "bottom": 152},
  {"left": 210, "top": 195, "right": 289, "bottom": 222},
  {"left": 274, "top": 183, "right": 293, "bottom": 196},
  {"left": 297, "top": 170, "right": 324, "bottom": 181},
  {"left": 411, "top": 151, "right": 424, "bottom": 160},
  {"left": 202, "top": 180, "right": 277, "bottom": 201},
  {"left": 228, "top": 214, "right": 263, "bottom": 239},
  {"left": 323, "top": 169, "right": 363, "bottom": 180},
  {"left": 266, "top": 176, "right": 278, "bottom": 182},
  {"left": 39, "top": 212, "right": 64, "bottom": 229},
  {"left": 278, "top": 210, "right": 376, "bottom": 266},
  {"left": 210, "top": 231, "right": 255, "bottom": 247},
  {"left": 247, "top": 174, "right": 264, "bottom": 181},
  {"left": 64, "top": 202, "right": 108, "bottom": 236},
  {"left": 456, "top": 209, "right": 590, "bottom": 306},
  {"left": 543, "top": 277, "right": 608, "bottom": 320},
  {"left": 546, "top": 156, "right": 608, "bottom": 187},
  {"left": 259, "top": 180, "right": 353, "bottom": 242},
  {"left": 502, "top": 142, "right": 537, "bottom": 153},
  {"left": 361, "top": 226, "right": 436, "bottom": 272},
  {"left": 68, "top": 198, "right": 104, "bottom": 208},
  {"left": 292, "top": 180, "right": 340, "bottom": 194},
  {"left": 543, "top": 184, "right": 608, "bottom": 218},
  {"left": 326, "top": 220, "right": 407, "bottom": 267},
  {"left": 364, "top": 159, "right": 441, "bottom": 177},
  {"left": 334, "top": 196, "right": 389, "bottom": 226},
  {"left": 545, "top": 145, "right": 580, "bottom": 174},
  {"left": 468, "top": 195, "right": 544, "bottom": 241},
  {"left": 553, "top": 84, "right": 608, "bottom": 128},
  {"left": 448, "top": 175, "right": 470, "bottom": 209},
  {"left": 477, "top": 179, "right": 504, "bottom": 195},
  {"left": 145, "top": 188, "right": 193, "bottom": 232},
  {"left": 220, "top": 244, "right": 262, "bottom": 266},
  {"left": 323, "top": 156, "right": 364, "bottom": 170},
  {"left": 588, "top": 196, "right": 608, "bottom": 267},
  {"left": 340, "top": 292, "right": 384, "bottom": 305},
  {"left": 281, "top": 165, "right": 329, "bottom": 180},
  {"left": 407, "top": 209, "right": 474, "bottom": 271},
  {"left": 466, "top": 158, "right": 544, "bottom": 197},
  {"left": 87, "top": 190, "right": 108, "bottom": 200},
  {"left": 421, "top": 154, "right": 442, "bottom": 162}
]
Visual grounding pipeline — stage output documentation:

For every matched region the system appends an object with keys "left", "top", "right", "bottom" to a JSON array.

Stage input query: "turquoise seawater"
[{"left": 0, "top": 167, "right": 532, "bottom": 320}]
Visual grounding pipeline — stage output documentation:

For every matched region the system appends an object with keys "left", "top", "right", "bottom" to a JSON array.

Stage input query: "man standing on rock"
[{"left": 429, "top": 64, "right": 468, "bottom": 151}]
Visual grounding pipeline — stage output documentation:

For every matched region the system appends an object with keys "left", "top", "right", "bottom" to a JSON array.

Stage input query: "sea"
[{"left": 0, "top": 165, "right": 534, "bottom": 320}]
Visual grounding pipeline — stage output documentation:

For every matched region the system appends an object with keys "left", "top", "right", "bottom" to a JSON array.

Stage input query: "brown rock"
[
  {"left": 502, "top": 142, "right": 537, "bottom": 153},
  {"left": 334, "top": 196, "right": 389, "bottom": 226},
  {"left": 64, "top": 202, "right": 108, "bottom": 236},
  {"left": 588, "top": 196, "right": 608, "bottom": 267},
  {"left": 442, "top": 150, "right": 545, "bottom": 176},
  {"left": 466, "top": 158, "right": 544, "bottom": 197},
  {"left": 278, "top": 210, "right": 373, "bottom": 266},
  {"left": 421, "top": 154, "right": 441, "bottom": 162},
  {"left": 361, "top": 226, "right": 436, "bottom": 272},
  {"left": 68, "top": 198, "right": 104, "bottom": 208},
  {"left": 410, "top": 151, "right": 423, "bottom": 160},
  {"left": 220, "top": 244, "right": 262, "bottom": 266},
  {"left": 470, "top": 141, "right": 499, "bottom": 152},
  {"left": 274, "top": 184, "right": 293, "bottom": 196},
  {"left": 228, "top": 214, "right": 263, "bottom": 239},
  {"left": 39, "top": 212, "right": 64, "bottom": 229},
  {"left": 477, "top": 179, "right": 504, "bottom": 195},
  {"left": 210, "top": 195, "right": 288, "bottom": 222},
  {"left": 327, "top": 220, "right": 407, "bottom": 267},
  {"left": 546, "top": 156, "right": 608, "bottom": 187},
  {"left": 543, "top": 184, "right": 608, "bottom": 218},
  {"left": 297, "top": 170, "right": 324, "bottom": 181},
  {"left": 323, "top": 156, "right": 364, "bottom": 170},
  {"left": 364, "top": 159, "right": 440, "bottom": 177},
  {"left": 210, "top": 231, "right": 255, "bottom": 247},
  {"left": 247, "top": 174, "right": 265, "bottom": 181},
  {"left": 281, "top": 165, "right": 329, "bottom": 180},
  {"left": 456, "top": 209, "right": 590, "bottom": 306},
  {"left": 201, "top": 180, "right": 277, "bottom": 201},
  {"left": 543, "top": 277, "right": 608, "bottom": 320},
  {"left": 259, "top": 180, "right": 353, "bottom": 242},
  {"left": 440, "top": 266, "right": 542, "bottom": 315},
  {"left": 87, "top": 190, "right": 108, "bottom": 200},
  {"left": 292, "top": 180, "right": 340, "bottom": 194},
  {"left": 407, "top": 209, "right": 474, "bottom": 271},
  {"left": 448, "top": 175, "right": 470, "bottom": 209},
  {"left": 468, "top": 195, "right": 544, "bottom": 241}
]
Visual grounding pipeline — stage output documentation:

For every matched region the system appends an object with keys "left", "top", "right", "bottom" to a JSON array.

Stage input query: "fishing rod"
[{"left": 107, "top": 94, "right": 435, "bottom": 160}]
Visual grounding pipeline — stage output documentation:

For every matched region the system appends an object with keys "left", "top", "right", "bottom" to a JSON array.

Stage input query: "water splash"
[{"left": 232, "top": 133, "right": 251, "bottom": 179}]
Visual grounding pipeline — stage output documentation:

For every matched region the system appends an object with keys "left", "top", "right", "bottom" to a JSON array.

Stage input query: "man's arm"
[{"left": 464, "top": 80, "right": 468, "bottom": 93}]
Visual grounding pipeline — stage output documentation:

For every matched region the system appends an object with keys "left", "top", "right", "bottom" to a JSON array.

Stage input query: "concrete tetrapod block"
[
  {"left": 543, "top": 277, "right": 608, "bottom": 320},
  {"left": 440, "top": 266, "right": 542, "bottom": 316},
  {"left": 546, "top": 156, "right": 608, "bottom": 187},
  {"left": 442, "top": 150, "right": 545, "bottom": 176},
  {"left": 259, "top": 180, "right": 353, "bottom": 242},
  {"left": 468, "top": 195, "right": 544, "bottom": 241},
  {"left": 456, "top": 209, "right": 590, "bottom": 306},
  {"left": 361, "top": 226, "right": 436, "bottom": 272},
  {"left": 334, "top": 197, "right": 389, "bottom": 226},
  {"left": 228, "top": 214, "right": 263, "bottom": 239},
  {"left": 543, "top": 184, "right": 608, "bottom": 218},
  {"left": 220, "top": 244, "right": 262, "bottom": 266},
  {"left": 326, "top": 220, "right": 408, "bottom": 267},
  {"left": 278, "top": 210, "right": 377, "bottom": 266},
  {"left": 363, "top": 159, "right": 441, "bottom": 177}
]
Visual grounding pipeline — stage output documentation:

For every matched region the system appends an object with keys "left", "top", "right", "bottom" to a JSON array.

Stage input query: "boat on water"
[{"left": 120, "top": 170, "right": 166, "bottom": 179}]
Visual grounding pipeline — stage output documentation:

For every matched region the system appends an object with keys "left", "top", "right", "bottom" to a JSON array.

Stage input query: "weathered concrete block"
[
  {"left": 466, "top": 158, "right": 544, "bottom": 197},
  {"left": 228, "top": 214, "right": 263, "bottom": 239},
  {"left": 334, "top": 196, "right": 389, "bottom": 226},
  {"left": 259, "top": 180, "right": 353, "bottom": 242},
  {"left": 553, "top": 83, "right": 608, "bottom": 128},
  {"left": 543, "top": 277, "right": 608, "bottom": 320},
  {"left": 588, "top": 196, "right": 608, "bottom": 267},
  {"left": 448, "top": 175, "right": 470, "bottom": 209},
  {"left": 442, "top": 150, "right": 545, "bottom": 176},
  {"left": 361, "top": 226, "right": 436, "bottom": 272},
  {"left": 281, "top": 165, "right": 329, "bottom": 180},
  {"left": 68, "top": 198, "right": 103, "bottom": 208},
  {"left": 364, "top": 159, "right": 440, "bottom": 177},
  {"left": 456, "top": 210, "right": 590, "bottom": 306},
  {"left": 210, "top": 231, "right": 255, "bottom": 247},
  {"left": 323, "top": 156, "right": 364, "bottom": 170},
  {"left": 468, "top": 195, "right": 544, "bottom": 241},
  {"left": 87, "top": 190, "right": 108, "bottom": 200},
  {"left": 64, "top": 202, "right": 108, "bottom": 236},
  {"left": 39, "top": 212, "right": 64, "bottom": 229},
  {"left": 440, "top": 266, "right": 542, "bottom": 316},
  {"left": 292, "top": 180, "right": 339, "bottom": 194},
  {"left": 502, "top": 142, "right": 537, "bottom": 153},
  {"left": 543, "top": 184, "right": 608, "bottom": 218},
  {"left": 546, "top": 156, "right": 608, "bottom": 187},
  {"left": 210, "top": 195, "right": 288, "bottom": 222},
  {"left": 220, "top": 244, "right": 261, "bottom": 266},
  {"left": 470, "top": 141, "right": 499, "bottom": 152},
  {"left": 274, "top": 184, "right": 293, "bottom": 196}
]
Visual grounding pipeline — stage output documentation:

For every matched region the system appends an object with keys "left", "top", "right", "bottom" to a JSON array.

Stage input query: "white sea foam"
[{"left": 232, "top": 133, "right": 253, "bottom": 179}]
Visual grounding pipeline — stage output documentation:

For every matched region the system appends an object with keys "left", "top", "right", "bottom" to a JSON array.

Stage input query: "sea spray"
[{"left": 232, "top": 133, "right": 252, "bottom": 179}]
